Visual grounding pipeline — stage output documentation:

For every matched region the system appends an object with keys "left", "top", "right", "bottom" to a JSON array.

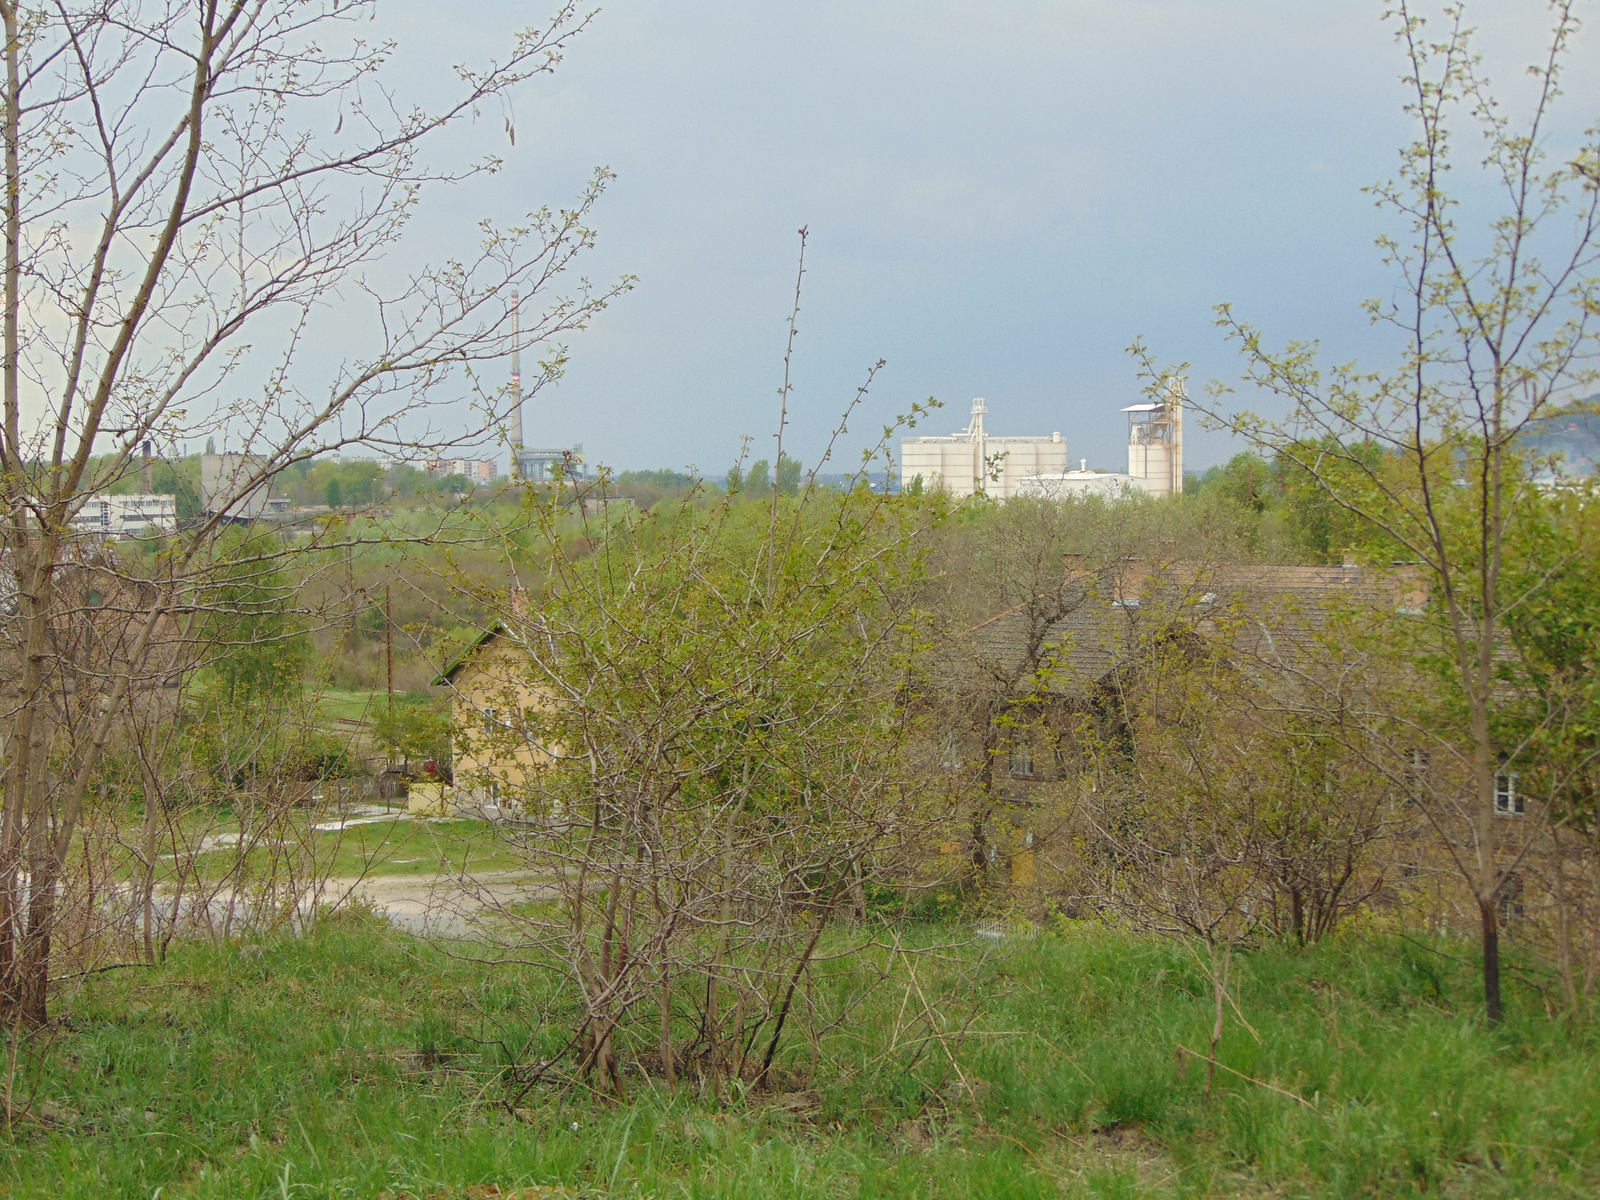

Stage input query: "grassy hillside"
[{"left": 4, "top": 918, "right": 1594, "bottom": 1198}]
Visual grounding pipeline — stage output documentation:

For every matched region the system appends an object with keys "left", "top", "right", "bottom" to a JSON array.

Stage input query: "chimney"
[
  {"left": 509, "top": 288, "right": 524, "bottom": 478},
  {"left": 141, "top": 440, "right": 154, "bottom": 493}
]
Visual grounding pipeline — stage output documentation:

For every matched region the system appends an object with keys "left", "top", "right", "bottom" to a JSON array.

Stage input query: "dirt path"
[{"left": 324, "top": 867, "right": 558, "bottom": 935}]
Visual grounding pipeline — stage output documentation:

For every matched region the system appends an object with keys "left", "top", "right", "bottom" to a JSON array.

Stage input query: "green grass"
[
  {"left": 3, "top": 919, "right": 1595, "bottom": 1198},
  {"left": 308, "top": 815, "right": 526, "bottom": 878},
  {"left": 163, "top": 813, "right": 525, "bottom": 881},
  {"left": 315, "top": 688, "right": 386, "bottom": 724}
]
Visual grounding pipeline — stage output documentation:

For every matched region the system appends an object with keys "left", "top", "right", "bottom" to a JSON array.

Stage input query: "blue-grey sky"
[{"left": 386, "top": 1, "right": 1598, "bottom": 477}]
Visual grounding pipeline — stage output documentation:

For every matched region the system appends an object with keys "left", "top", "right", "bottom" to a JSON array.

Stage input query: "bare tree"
[{"left": 0, "top": 0, "right": 626, "bottom": 1025}]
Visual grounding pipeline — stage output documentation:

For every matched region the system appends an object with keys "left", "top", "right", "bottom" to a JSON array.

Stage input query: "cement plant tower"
[{"left": 1123, "top": 376, "right": 1185, "bottom": 497}]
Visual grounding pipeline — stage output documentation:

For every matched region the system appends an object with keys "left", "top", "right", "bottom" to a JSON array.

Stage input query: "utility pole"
[
  {"left": 385, "top": 583, "right": 394, "bottom": 713},
  {"left": 343, "top": 532, "right": 358, "bottom": 650}
]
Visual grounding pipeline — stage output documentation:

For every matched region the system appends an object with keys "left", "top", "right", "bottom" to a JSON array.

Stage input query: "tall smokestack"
[
  {"left": 509, "top": 288, "right": 523, "bottom": 479},
  {"left": 141, "top": 439, "right": 154, "bottom": 493}
]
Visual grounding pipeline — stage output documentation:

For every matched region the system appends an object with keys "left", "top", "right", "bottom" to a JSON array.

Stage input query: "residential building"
[
  {"left": 425, "top": 458, "right": 499, "bottom": 483},
  {"left": 427, "top": 622, "right": 556, "bottom": 818}
]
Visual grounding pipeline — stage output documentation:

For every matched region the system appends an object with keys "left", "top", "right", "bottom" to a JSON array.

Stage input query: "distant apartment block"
[
  {"left": 72, "top": 493, "right": 177, "bottom": 537},
  {"left": 425, "top": 458, "right": 499, "bottom": 483}
]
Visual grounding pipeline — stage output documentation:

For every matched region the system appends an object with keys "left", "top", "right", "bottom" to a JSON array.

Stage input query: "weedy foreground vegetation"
[{"left": 4, "top": 916, "right": 1595, "bottom": 1199}]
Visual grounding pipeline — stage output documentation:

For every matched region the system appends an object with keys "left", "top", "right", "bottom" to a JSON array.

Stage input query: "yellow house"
[{"left": 425, "top": 623, "right": 556, "bottom": 817}]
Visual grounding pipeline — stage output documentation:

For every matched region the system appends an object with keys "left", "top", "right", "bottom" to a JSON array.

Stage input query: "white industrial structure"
[
  {"left": 509, "top": 287, "right": 525, "bottom": 476},
  {"left": 900, "top": 399, "right": 1069, "bottom": 499},
  {"left": 200, "top": 452, "right": 277, "bottom": 521},
  {"left": 71, "top": 493, "right": 176, "bottom": 537},
  {"left": 1123, "top": 376, "right": 1185, "bottom": 497},
  {"left": 514, "top": 445, "right": 587, "bottom": 482},
  {"left": 504, "top": 288, "right": 587, "bottom": 484},
  {"left": 1015, "top": 376, "right": 1188, "bottom": 501},
  {"left": 1017, "top": 462, "right": 1148, "bottom": 500}
]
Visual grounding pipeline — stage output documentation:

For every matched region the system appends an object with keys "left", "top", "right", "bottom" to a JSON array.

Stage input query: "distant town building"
[
  {"left": 71, "top": 493, "right": 177, "bottom": 537},
  {"left": 425, "top": 458, "right": 499, "bottom": 483},
  {"left": 900, "top": 400, "right": 1069, "bottom": 499}
]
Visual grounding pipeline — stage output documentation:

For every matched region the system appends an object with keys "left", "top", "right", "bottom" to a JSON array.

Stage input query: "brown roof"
[{"left": 969, "top": 562, "right": 1399, "bottom": 696}]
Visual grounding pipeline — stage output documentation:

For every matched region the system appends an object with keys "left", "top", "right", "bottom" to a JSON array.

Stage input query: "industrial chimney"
[
  {"left": 509, "top": 288, "right": 523, "bottom": 479},
  {"left": 141, "top": 439, "right": 154, "bottom": 493}
]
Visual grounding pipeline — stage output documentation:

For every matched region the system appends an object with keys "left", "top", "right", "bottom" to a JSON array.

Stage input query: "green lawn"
[
  {"left": 163, "top": 812, "right": 526, "bottom": 881},
  {"left": 309, "top": 814, "right": 527, "bottom": 878},
  {"left": 315, "top": 688, "right": 387, "bottom": 724},
  {"left": 4, "top": 920, "right": 1596, "bottom": 1198}
]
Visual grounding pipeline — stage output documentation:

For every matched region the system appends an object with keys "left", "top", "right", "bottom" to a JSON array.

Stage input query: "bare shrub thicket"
[{"left": 438, "top": 439, "right": 954, "bottom": 1098}]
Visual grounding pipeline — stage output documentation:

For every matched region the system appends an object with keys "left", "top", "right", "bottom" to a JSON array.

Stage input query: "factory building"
[
  {"left": 1123, "top": 377, "right": 1185, "bottom": 498},
  {"left": 900, "top": 399, "right": 1069, "bottom": 500},
  {"left": 1014, "top": 376, "right": 1188, "bottom": 501},
  {"left": 70, "top": 493, "right": 177, "bottom": 537}
]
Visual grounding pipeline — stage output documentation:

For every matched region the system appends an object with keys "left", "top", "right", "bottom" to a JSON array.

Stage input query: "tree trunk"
[{"left": 1479, "top": 892, "right": 1503, "bottom": 1023}]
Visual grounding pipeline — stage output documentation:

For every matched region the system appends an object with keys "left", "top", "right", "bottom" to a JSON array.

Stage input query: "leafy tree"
[
  {"left": 1275, "top": 439, "right": 1389, "bottom": 564},
  {"left": 325, "top": 478, "right": 343, "bottom": 509},
  {"left": 775, "top": 451, "right": 802, "bottom": 496},
  {"left": 201, "top": 534, "right": 311, "bottom": 708},
  {"left": 1200, "top": 2, "right": 1600, "bottom": 1019},
  {"left": 370, "top": 703, "right": 453, "bottom": 772}
]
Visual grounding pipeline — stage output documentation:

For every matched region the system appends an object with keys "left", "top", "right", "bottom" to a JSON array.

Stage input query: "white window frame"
[{"left": 1494, "top": 771, "right": 1523, "bottom": 816}]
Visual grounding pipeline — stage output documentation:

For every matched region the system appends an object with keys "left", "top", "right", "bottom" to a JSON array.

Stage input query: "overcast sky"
[{"left": 382, "top": 0, "right": 1598, "bottom": 478}]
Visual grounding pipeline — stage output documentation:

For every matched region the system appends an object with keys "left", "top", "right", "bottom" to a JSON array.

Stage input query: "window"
[
  {"left": 1494, "top": 772, "right": 1523, "bottom": 816},
  {"left": 1009, "top": 737, "right": 1035, "bottom": 778}
]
